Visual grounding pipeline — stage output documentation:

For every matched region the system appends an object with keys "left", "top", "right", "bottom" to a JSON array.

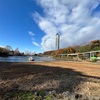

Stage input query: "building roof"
[{"left": 56, "top": 33, "right": 59, "bottom": 35}]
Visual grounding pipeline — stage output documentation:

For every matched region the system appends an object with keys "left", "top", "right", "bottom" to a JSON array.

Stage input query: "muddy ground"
[{"left": 0, "top": 61, "right": 100, "bottom": 98}]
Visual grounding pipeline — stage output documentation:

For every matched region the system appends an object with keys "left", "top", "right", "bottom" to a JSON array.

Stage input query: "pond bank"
[{"left": 0, "top": 61, "right": 100, "bottom": 99}]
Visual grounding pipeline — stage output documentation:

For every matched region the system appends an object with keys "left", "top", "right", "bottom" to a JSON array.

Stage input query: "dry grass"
[{"left": 0, "top": 61, "right": 100, "bottom": 98}]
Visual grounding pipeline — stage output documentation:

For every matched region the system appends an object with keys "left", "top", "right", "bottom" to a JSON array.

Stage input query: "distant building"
[{"left": 56, "top": 33, "right": 60, "bottom": 50}]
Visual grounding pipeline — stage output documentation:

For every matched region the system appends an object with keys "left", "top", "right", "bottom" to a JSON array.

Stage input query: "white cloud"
[
  {"left": 0, "top": 45, "right": 4, "bottom": 48},
  {"left": 33, "top": 0, "right": 100, "bottom": 51},
  {"left": 28, "top": 31, "right": 37, "bottom": 45},
  {"left": 32, "top": 42, "right": 40, "bottom": 47},
  {"left": 28, "top": 31, "right": 34, "bottom": 36}
]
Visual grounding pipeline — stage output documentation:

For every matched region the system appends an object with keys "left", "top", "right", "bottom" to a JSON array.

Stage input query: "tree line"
[
  {"left": 0, "top": 45, "right": 24, "bottom": 57},
  {"left": 43, "top": 40, "right": 100, "bottom": 57}
]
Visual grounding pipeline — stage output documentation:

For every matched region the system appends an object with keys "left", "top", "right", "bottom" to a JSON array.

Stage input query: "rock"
[{"left": 74, "top": 93, "right": 89, "bottom": 100}]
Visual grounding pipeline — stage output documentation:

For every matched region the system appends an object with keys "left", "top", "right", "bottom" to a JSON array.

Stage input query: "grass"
[
  {"left": 0, "top": 92, "right": 34, "bottom": 100},
  {"left": 0, "top": 91, "right": 55, "bottom": 100}
]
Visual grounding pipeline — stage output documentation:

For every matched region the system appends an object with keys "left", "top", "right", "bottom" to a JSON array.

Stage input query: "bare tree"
[
  {"left": 14, "top": 47, "right": 20, "bottom": 55},
  {"left": 5, "top": 45, "right": 12, "bottom": 51}
]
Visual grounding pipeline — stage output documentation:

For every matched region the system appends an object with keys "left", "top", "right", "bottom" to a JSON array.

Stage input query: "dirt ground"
[{"left": 0, "top": 61, "right": 100, "bottom": 97}]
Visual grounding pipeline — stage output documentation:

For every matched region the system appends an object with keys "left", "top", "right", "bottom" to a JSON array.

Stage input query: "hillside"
[{"left": 44, "top": 40, "right": 100, "bottom": 57}]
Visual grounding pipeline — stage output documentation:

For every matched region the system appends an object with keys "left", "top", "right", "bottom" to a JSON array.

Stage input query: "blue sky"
[
  {"left": 0, "top": 0, "right": 44, "bottom": 53},
  {"left": 0, "top": 0, "right": 100, "bottom": 53}
]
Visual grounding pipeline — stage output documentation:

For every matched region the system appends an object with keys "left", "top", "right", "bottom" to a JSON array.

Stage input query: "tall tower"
[{"left": 56, "top": 33, "right": 60, "bottom": 50}]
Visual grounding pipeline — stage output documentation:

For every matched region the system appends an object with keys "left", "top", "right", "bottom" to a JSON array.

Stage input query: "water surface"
[{"left": 0, "top": 56, "right": 54, "bottom": 62}]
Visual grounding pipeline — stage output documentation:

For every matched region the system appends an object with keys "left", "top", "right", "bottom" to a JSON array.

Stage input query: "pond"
[{"left": 0, "top": 56, "right": 55, "bottom": 62}]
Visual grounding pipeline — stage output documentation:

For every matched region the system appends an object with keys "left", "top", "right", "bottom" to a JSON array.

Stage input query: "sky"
[{"left": 0, "top": 0, "right": 100, "bottom": 53}]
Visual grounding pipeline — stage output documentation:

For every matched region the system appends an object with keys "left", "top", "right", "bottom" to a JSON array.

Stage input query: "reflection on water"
[{"left": 0, "top": 56, "right": 54, "bottom": 62}]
